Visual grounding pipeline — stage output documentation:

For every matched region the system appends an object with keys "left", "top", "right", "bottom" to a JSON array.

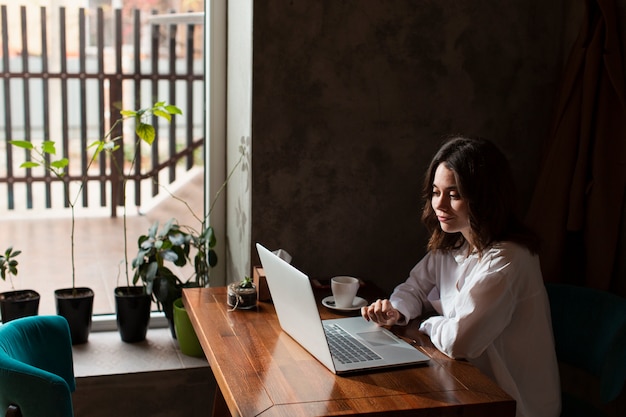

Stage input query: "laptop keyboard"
[{"left": 323, "top": 323, "right": 382, "bottom": 364}]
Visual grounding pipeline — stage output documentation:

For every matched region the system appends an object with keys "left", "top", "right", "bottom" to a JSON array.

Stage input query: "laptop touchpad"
[{"left": 357, "top": 331, "right": 399, "bottom": 346}]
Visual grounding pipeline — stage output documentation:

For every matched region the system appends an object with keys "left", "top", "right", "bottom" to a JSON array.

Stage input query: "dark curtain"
[{"left": 525, "top": 0, "right": 626, "bottom": 293}]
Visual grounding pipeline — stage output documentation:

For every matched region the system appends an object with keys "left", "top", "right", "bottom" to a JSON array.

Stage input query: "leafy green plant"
[
  {"left": 131, "top": 218, "right": 196, "bottom": 318},
  {"left": 239, "top": 276, "right": 253, "bottom": 288},
  {"left": 0, "top": 246, "right": 21, "bottom": 290},
  {"left": 132, "top": 218, "right": 192, "bottom": 292},
  {"left": 131, "top": 143, "right": 248, "bottom": 319}
]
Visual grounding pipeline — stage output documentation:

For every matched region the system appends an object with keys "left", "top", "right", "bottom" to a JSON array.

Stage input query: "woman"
[{"left": 362, "top": 135, "right": 560, "bottom": 417}]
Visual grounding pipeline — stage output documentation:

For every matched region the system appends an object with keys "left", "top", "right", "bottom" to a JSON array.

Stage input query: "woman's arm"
[
  {"left": 419, "top": 248, "right": 518, "bottom": 359},
  {"left": 364, "top": 252, "right": 439, "bottom": 326}
]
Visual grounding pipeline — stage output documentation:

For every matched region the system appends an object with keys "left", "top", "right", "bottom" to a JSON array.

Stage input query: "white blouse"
[{"left": 390, "top": 241, "right": 561, "bottom": 417}]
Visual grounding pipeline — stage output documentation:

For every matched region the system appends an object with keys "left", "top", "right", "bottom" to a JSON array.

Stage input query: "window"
[{"left": 0, "top": 2, "right": 209, "bottom": 321}]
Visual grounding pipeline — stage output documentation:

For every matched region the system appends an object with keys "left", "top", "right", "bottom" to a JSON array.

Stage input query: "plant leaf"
[
  {"left": 148, "top": 221, "right": 159, "bottom": 238},
  {"left": 136, "top": 123, "right": 155, "bottom": 145},
  {"left": 50, "top": 159, "right": 69, "bottom": 169},
  {"left": 162, "top": 250, "right": 179, "bottom": 264},
  {"left": 19, "top": 162, "right": 40, "bottom": 169},
  {"left": 208, "top": 249, "right": 218, "bottom": 267},
  {"left": 166, "top": 105, "right": 182, "bottom": 115},
  {"left": 146, "top": 262, "right": 158, "bottom": 281},
  {"left": 8, "top": 140, "right": 34, "bottom": 150},
  {"left": 41, "top": 141, "right": 57, "bottom": 155},
  {"left": 153, "top": 109, "right": 172, "bottom": 122},
  {"left": 171, "top": 246, "right": 188, "bottom": 267},
  {"left": 169, "top": 232, "right": 188, "bottom": 246},
  {"left": 160, "top": 218, "right": 175, "bottom": 237},
  {"left": 88, "top": 140, "right": 106, "bottom": 153},
  {"left": 206, "top": 226, "right": 216, "bottom": 248}
]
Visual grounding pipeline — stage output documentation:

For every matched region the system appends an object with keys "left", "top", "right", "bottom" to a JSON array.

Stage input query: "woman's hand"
[{"left": 361, "top": 299, "right": 402, "bottom": 326}]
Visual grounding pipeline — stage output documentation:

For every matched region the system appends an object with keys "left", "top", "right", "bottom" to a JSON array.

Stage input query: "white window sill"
[{"left": 91, "top": 311, "right": 169, "bottom": 332}]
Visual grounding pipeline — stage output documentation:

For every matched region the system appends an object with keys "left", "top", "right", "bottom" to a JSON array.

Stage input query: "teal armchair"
[
  {"left": 0, "top": 315, "right": 75, "bottom": 417},
  {"left": 546, "top": 283, "right": 626, "bottom": 417}
]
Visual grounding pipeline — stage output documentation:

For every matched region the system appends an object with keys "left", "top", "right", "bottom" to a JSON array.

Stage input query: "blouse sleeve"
[
  {"left": 419, "top": 250, "right": 517, "bottom": 359},
  {"left": 389, "top": 252, "right": 439, "bottom": 325}
]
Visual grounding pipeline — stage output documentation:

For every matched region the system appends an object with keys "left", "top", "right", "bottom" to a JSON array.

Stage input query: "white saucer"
[{"left": 322, "top": 296, "right": 368, "bottom": 312}]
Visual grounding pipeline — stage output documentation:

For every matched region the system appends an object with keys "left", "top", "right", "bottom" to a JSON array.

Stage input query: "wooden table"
[{"left": 183, "top": 286, "right": 515, "bottom": 417}]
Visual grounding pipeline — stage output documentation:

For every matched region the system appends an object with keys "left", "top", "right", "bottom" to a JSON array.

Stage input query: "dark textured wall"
[{"left": 251, "top": 0, "right": 570, "bottom": 293}]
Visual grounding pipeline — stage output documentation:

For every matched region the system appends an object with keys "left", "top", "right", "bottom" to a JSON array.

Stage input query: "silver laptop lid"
[{"left": 256, "top": 243, "right": 337, "bottom": 372}]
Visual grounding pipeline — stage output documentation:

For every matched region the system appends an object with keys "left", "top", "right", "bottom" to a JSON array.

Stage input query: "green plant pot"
[{"left": 173, "top": 298, "right": 203, "bottom": 357}]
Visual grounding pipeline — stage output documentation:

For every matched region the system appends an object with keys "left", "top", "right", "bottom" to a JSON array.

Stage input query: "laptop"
[{"left": 256, "top": 243, "right": 430, "bottom": 374}]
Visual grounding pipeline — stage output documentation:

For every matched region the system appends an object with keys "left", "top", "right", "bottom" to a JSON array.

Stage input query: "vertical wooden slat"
[
  {"left": 59, "top": 6, "right": 70, "bottom": 208},
  {"left": 185, "top": 20, "right": 195, "bottom": 170},
  {"left": 1, "top": 5, "right": 15, "bottom": 210},
  {"left": 20, "top": 5, "right": 33, "bottom": 209},
  {"left": 132, "top": 8, "right": 142, "bottom": 207},
  {"left": 109, "top": 7, "right": 123, "bottom": 217},
  {"left": 167, "top": 16, "right": 177, "bottom": 183},
  {"left": 40, "top": 6, "right": 52, "bottom": 208},
  {"left": 150, "top": 9, "right": 160, "bottom": 198},
  {"left": 78, "top": 8, "right": 88, "bottom": 207},
  {"left": 97, "top": 7, "right": 107, "bottom": 206}
]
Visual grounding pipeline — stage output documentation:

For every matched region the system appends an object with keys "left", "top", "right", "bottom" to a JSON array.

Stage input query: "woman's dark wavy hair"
[{"left": 421, "top": 134, "right": 539, "bottom": 255}]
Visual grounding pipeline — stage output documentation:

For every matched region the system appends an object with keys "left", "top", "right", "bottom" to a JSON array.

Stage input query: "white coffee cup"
[{"left": 331, "top": 276, "right": 360, "bottom": 308}]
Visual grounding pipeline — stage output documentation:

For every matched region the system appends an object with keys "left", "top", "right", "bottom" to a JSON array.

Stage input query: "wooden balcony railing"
[{"left": 0, "top": 5, "right": 205, "bottom": 217}]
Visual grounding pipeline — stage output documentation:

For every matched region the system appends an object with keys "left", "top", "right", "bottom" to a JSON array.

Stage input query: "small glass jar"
[{"left": 227, "top": 281, "right": 257, "bottom": 310}]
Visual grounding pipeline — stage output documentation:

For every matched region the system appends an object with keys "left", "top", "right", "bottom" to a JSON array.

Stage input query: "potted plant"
[
  {"left": 9, "top": 140, "right": 97, "bottom": 343},
  {"left": 0, "top": 246, "right": 41, "bottom": 323},
  {"left": 132, "top": 144, "right": 248, "bottom": 343},
  {"left": 227, "top": 276, "right": 257, "bottom": 310},
  {"left": 131, "top": 218, "right": 197, "bottom": 338},
  {"left": 97, "top": 102, "right": 182, "bottom": 343}
]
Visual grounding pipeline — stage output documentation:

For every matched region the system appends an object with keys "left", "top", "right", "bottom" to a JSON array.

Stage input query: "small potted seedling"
[
  {"left": 0, "top": 246, "right": 40, "bottom": 323},
  {"left": 227, "top": 276, "right": 257, "bottom": 310}
]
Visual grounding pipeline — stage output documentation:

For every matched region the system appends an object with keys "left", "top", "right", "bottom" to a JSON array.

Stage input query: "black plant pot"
[
  {"left": 55, "top": 287, "right": 94, "bottom": 345},
  {"left": 0, "top": 289, "right": 40, "bottom": 323},
  {"left": 163, "top": 298, "right": 179, "bottom": 339},
  {"left": 115, "top": 286, "right": 151, "bottom": 343},
  {"left": 153, "top": 277, "right": 183, "bottom": 339}
]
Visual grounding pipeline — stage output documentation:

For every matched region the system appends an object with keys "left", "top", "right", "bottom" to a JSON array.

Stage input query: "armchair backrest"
[
  {"left": 546, "top": 283, "right": 626, "bottom": 403},
  {"left": 0, "top": 315, "right": 75, "bottom": 417}
]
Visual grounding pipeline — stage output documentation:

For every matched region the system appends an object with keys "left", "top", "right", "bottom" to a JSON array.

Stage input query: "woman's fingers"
[{"left": 361, "top": 299, "right": 398, "bottom": 326}]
